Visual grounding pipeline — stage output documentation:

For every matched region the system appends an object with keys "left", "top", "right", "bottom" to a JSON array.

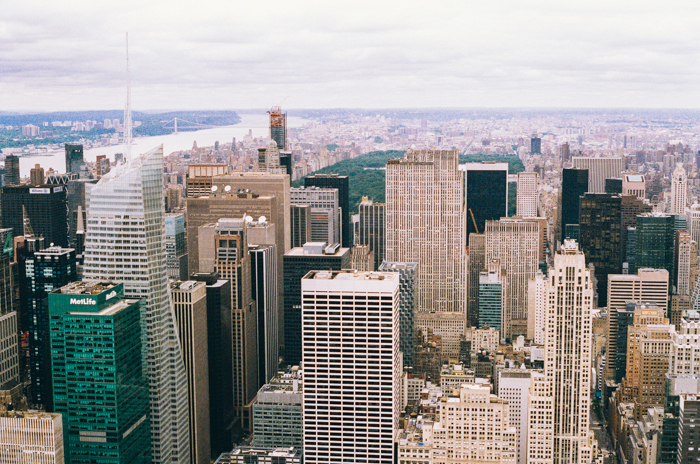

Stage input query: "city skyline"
[{"left": 2, "top": 1, "right": 700, "bottom": 111}]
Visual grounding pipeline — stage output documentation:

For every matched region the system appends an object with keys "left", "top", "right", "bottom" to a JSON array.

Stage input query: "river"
[{"left": 19, "top": 112, "right": 306, "bottom": 177}]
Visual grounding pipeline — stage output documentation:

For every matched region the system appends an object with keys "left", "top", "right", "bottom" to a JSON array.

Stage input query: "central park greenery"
[{"left": 294, "top": 151, "right": 525, "bottom": 215}]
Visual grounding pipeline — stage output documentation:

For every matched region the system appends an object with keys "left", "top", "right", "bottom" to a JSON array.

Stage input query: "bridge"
[{"left": 161, "top": 117, "right": 216, "bottom": 133}]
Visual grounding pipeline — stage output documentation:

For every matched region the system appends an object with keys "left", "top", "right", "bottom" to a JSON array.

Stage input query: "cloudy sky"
[{"left": 2, "top": 0, "right": 699, "bottom": 111}]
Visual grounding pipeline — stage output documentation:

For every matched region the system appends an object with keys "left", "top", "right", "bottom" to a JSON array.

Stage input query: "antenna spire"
[{"left": 124, "top": 32, "right": 132, "bottom": 159}]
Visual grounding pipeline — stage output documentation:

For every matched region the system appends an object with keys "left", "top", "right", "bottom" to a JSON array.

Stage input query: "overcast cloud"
[{"left": 2, "top": 0, "right": 700, "bottom": 111}]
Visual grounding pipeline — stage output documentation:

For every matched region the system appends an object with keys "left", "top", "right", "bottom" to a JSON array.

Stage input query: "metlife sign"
[{"left": 69, "top": 298, "right": 97, "bottom": 306}]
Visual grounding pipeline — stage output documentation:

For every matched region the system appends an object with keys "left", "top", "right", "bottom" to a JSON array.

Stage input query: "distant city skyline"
[{"left": 2, "top": 1, "right": 700, "bottom": 111}]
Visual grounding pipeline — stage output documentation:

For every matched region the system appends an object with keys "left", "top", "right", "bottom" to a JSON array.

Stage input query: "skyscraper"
[
  {"left": 1, "top": 184, "right": 69, "bottom": 247},
  {"left": 620, "top": 194, "right": 652, "bottom": 266},
  {"left": 572, "top": 156, "right": 623, "bottom": 193},
  {"left": 290, "top": 204, "right": 311, "bottom": 248},
  {"left": 622, "top": 174, "right": 646, "bottom": 200},
  {"left": 386, "top": 149, "right": 466, "bottom": 313},
  {"left": 301, "top": 270, "right": 400, "bottom": 464},
  {"left": 675, "top": 230, "right": 697, "bottom": 296},
  {"left": 357, "top": 197, "right": 385, "bottom": 269},
  {"left": 283, "top": 242, "right": 350, "bottom": 366},
  {"left": 0, "top": 251, "right": 19, "bottom": 392},
  {"left": 64, "top": 143, "right": 84, "bottom": 175},
  {"left": 378, "top": 261, "right": 417, "bottom": 368},
  {"left": 3, "top": 154, "right": 20, "bottom": 186},
  {"left": 290, "top": 186, "right": 341, "bottom": 245},
  {"left": 516, "top": 171, "right": 539, "bottom": 217},
  {"left": 635, "top": 212, "right": 675, "bottom": 282},
  {"left": 249, "top": 244, "right": 278, "bottom": 387},
  {"left": 578, "top": 193, "right": 622, "bottom": 307},
  {"left": 171, "top": 280, "right": 211, "bottom": 464},
  {"left": 560, "top": 168, "right": 588, "bottom": 242},
  {"left": 527, "top": 240, "right": 596, "bottom": 464},
  {"left": 462, "top": 162, "right": 508, "bottom": 243},
  {"left": 484, "top": 218, "right": 539, "bottom": 339},
  {"left": 671, "top": 163, "right": 688, "bottom": 215},
  {"left": 49, "top": 281, "right": 150, "bottom": 464},
  {"left": 269, "top": 106, "right": 287, "bottom": 152},
  {"left": 479, "top": 263, "right": 504, "bottom": 331},
  {"left": 304, "top": 174, "right": 351, "bottom": 248},
  {"left": 530, "top": 134, "right": 542, "bottom": 154},
  {"left": 83, "top": 145, "right": 190, "bottom": 464},
  {"left": 0, "top": 411, "right": 64, "bottom": 463},
  {"left": 30, "top": 164, "right": 44, "bottom": 185},
  {"left": 165, "top": 213, "right": 188, "bottom": 280},
  {"left": 467, "top": 233, "right": 485, "bottom": 327}
]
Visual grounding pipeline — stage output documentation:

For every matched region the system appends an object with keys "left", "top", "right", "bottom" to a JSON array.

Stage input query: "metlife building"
[{"left": 48, "top": 281, "right": 151, "bottom": 463}]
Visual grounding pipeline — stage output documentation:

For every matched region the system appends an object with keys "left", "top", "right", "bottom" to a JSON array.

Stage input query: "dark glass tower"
[
  {"left": 64, "top": 143, "right": 84, "bottom": 175},
  {"left": 49, "top": 281, "right": 150, "bottom": 464},
  {"left": 1, "top": 184, "right": 69, "bottom": 248},
  {"left": 464, "top": 164, "right": 508, "bottom": 243},
  {"left": 3, "top": 155, "right": 20, "bottom": 186},
  {"left": 357, "top": 198, "right": 385, "bottom": 270},
  {"left": 304, "top": 174, "right": 351, "bottom": 248},
  {"left": 635, "top": 213, "right": 675, "bottom": 285},
  {"left": 560, "top": 168, "right": 589, "bottom": 242},
  {"left": 530, "top": 135, "right": 541, "bottom": 154},
  {"left": 578, "top": 193, "right": 622, "bottom": 307},
  {"left": 22, "top": 246, "right": 77, "bottom": 410},
  {"left": 283, "top": 243, "right": 350, "bottom": 366}
]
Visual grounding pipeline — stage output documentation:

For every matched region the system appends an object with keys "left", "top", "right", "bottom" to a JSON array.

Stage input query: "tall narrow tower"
[
  {"left": 83, "top": 145, "right": 190, "bottom": 464},
  {"left": 671, "top": 163, "right": 688, "bottom": 215}
]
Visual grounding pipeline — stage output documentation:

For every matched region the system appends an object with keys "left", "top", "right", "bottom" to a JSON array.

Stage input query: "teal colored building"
[
  {"left": 49, "top": 281, "right": 150, "bottom": 464},
  {"left": 478, "top": 270, "right": 503, "bottom": 330}
]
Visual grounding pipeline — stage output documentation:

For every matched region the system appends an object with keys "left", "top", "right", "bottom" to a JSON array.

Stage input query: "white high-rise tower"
[
  {"left": 527, "top": 240, "right": 597, "bottom": 464},
  {"left": 516, "top": 171, "right": 539, "bottom": 217},
  {"left": 83, "top": 145, "right": 190, "bottom": 464},
  {"left": 671, "top": 163, "right": 688, "bottom": 215}
]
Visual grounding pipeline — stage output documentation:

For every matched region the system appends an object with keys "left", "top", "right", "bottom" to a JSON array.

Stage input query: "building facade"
[{"left": 516, "top": 171, "right": 539, "bottom": 218}]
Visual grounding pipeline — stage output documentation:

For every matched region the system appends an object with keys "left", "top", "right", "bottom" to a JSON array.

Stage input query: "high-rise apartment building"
[
  {"left": 1, "top": 184, "right": 69, "bottom": 247},
  {"left": 619, "top": 304, "right": 672, "bottom": 420},
  {"left": 83, "top": 145, "right": 190, "bottom": 464},
  {"left": 461, "top": 162, "right": 508, "bottom": 242},
  {"left": 64, "top": 143, "right": 84, "bottom": 175},
  {"left": 3, "top": 154, "right": 20, "bottom": 186},
  {"left": 431, "top": 384, "right": 517, "bottom": 463},
  {"left": 578, "top": 193, "right": 622, "bottom": 307},
  {"left": 635, "top": 212, "right": 675, "bottom": 281},
  {"left": 171, "top": 280, "right": 211, "bottom": 464},
  {"left": 499, "top": 369, "right": 532, "bottom": 464},
  {"left": 165, "top": 213, "right": 188, "bottom": 280},
  {"left": 49, "top": 281, "right": 150, "bottom": 464},
  {"left": 357, "top": 197, "right": 385, "bottom": 269},
  {"left": 560, "top": 168, "right": 588, "bottom": 242},
  {"left": 516, "top": 171, "right": 539, "bottom": 217},
  {"left": 257, "top": 140, "right": 287, "bottom": 175},
  {"left": 29, "top": 164, "right": 44, "bottom": 185},
  {"left": 559, "top": 142, "right": 570, "bottom": 166},
  {"left": 249, "top": 244, "right": 278, "bottom": 387},
  {"left": 672, "top": 164, "right": 688, "bottom": 215},
  {"left": 676, "top": 230, "right": 697, "bottom": 296},
  {"left": 669, "top": 311, "right": 700, "bottom": 376},
  {"left": 531, "top": 134, "right": 542, "bottom": 154},
  {"left": 572, "top": 156, "right": 623, "bottom": 193},
  {"left": 378, "top": 261, "right": 417, "bottom": 368},
  {"left": 283, "top": 242, "right": 350, "bottom": 366},
  {"left": 0, "top": 411, "right": 64, "bottom": 463},
  {"left": 527, "top": 240, "right": 596, "bottom": 464},
  {"left": 689, "top": 204, "right": 700, "bottom": 245},
  {"left": 484, "top": 218, "right": 539, "bottom": 339},
  {"left": 22, "top": 246, "right": 77, "bottom": 410},
  {"left": 304, "top": 174, "right": 350, "bottom": 248},
  {"left": 386, "top": 149, "right": 466, "bottom": 313},
  {"left": 302, "top": 270, "right": 400, "bottom": 464},
  {"left": 269, "top": 106, "right": 287, "bottom": 152},
  {"left": 527, "top": 270, "right": 547, "bottom": 345},
  {"left": 290, "top": 186, "right": 340, "bottom": 245}
]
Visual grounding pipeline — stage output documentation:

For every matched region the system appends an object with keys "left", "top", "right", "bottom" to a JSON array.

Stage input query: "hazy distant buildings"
[{"left": 386, "top": 149, "right": 466, "bottom": 313}]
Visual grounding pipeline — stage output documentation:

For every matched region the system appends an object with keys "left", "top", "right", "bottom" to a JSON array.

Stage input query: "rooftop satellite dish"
[
  {"left": 245, "top": 215, "right": 253, "bottom": 223},
  {"left": 259, "top": 215, "right": 267, "bottom": 223},
  {"left": 211, "top": 185, "right": 218, "bottom": 192},
  {"left": 224, "top": 185, "right": 231, "bottom": 192}
]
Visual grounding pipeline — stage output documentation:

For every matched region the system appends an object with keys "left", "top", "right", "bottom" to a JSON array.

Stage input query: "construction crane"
[{"left": 469, "top": 208, "right": 480, "bottom": 234}]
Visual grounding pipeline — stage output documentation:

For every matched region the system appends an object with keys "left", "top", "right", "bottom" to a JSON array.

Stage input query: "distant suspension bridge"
[{"left": 161, "top": 117, "right": 216, "bottom": 133}]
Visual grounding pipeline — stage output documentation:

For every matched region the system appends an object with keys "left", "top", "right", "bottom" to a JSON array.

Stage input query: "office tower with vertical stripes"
[
  {"left": 304, "top": 174, "right": 351, "bottom": 247},
  {"left": 516, "top": 171, "right": 539, "bottom": 217},
  {"left": 83, "top": 145, "right": 190, "bottom": 464},
  {"left": 302, "top": 270, "right": 400, "bottom": 464},
  {"left": 672, "top": 163, "right": 688, "bottom": 215},
  {"left": 386, "top": 149, "right": 466, "bottom": 313},
  {"left": 572, "top": 156, "right": 623, "bottom": 193}
]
